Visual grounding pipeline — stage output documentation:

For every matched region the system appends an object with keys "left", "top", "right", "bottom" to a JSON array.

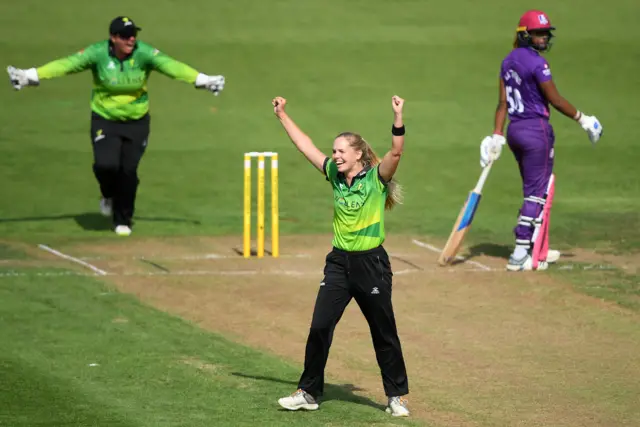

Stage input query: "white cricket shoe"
[
  {"left": 114, "top": 225, "right": 132, "bottom": 236},
  {"left": 278, "top": 389, "right": 319, "bottom": 411},
  {"left": 385, "top": 396, "right": 410, "bottom": 417},
  {"left": 506, "top": 254, "right": 548, "bottom": 272},
  {"left": 546, "top": 249, "right": 561, "bottom": 264},
  {"left": 99, "top": 198, "right": 113, "bottom": 217}
]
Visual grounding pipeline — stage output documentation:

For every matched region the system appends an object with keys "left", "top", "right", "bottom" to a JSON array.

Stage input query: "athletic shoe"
[
  {"left": 546, "top": 249, "right": 561, "bottom": 264},
  {"left": 114, "top": 225, "right": 132, "bottom": 236},
  {"left": 385, "top": 396, "right": 410, "bottom": 417},
  {"left": 506, "top": 254, "right": 548, "bottom": 271},
  {"left": 99, "top": 198, "right": 113, "bottom": 217},
  {"left": 278, "top": 389, "right": 319, "bottom": 411}
]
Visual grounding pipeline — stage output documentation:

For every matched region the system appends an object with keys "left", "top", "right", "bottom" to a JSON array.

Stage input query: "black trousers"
[
  {"left": 297, "top": 245, "right": 409, "bottom": 399},
  {"left": 90, "top": 112, "right": 150, "bottom": 227}
]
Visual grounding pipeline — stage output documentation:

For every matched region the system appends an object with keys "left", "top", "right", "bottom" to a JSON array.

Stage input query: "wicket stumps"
[{"left": 243, "top": 152, "right": 279, "bottom": 258}]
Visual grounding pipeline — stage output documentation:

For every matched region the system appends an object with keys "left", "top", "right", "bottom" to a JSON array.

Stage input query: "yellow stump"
[
  {"left": 257, "top": 155, "right": 265, "bottom": 258},
  {"left": 243, "top": 154, "right": 251, "bottom": 258},
  {"left": 271, "top": 154, "right": 279, "bottom": 258}
]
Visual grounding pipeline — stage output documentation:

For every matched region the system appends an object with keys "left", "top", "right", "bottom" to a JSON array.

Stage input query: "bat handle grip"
[{"left": 474, "top": 161, "right": 493, "bottom": 193}]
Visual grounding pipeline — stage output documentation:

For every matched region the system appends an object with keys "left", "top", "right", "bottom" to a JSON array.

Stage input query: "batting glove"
[
  {"left": 195, "top": 73, "right": 225, "bottom": 96},
  {"left": 7, "top": 66, "right": 39, "bottom": 90},
  {"left": 576, "top": 112, "right": 603, "bottom": 145},
  {"left": 480, "top": 134, "right": 506, "bottom": 168}
]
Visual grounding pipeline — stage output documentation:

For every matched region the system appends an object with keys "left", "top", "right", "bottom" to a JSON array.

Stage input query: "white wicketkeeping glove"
[
  {"left": 7, "top": 66, "right": 39, "bottom": 90},
  {"left": 480, "top": 133, "right": 506, "bottom": 168},
  {"left": 577, "top": 112, "right": 603, "bottom": 144},
  {"left": 195, "top": 73, "right": 225, "bottom": 96}
]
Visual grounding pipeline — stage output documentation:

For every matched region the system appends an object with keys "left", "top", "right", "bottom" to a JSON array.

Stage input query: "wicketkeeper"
[
  {"left": 7, "top": 16, "right": 225, "bottom": 236},
  {"left": 480, "top": 10, "right": 603, "bottom": 271}
]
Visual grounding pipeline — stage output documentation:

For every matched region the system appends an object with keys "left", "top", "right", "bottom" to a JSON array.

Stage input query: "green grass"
[
  {"left": 0, "top": 268, "right": 417, "bottom": 426},
  {"left": 0, "top": 0, "right": 638, "bottom": 253},
  {"left": 555, "top": 265, "right": 640, "bottom": 311},
  {"left": 0, "top": 243, "right": 27, "bottom": 260}
]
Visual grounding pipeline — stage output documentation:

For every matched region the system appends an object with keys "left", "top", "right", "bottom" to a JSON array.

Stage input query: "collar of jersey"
[
  {"left": 108, "top": 40, "right": 139, "bottom": 61},
  {"left": 337, "top": 165, "right": 371, "bottom": 189}
]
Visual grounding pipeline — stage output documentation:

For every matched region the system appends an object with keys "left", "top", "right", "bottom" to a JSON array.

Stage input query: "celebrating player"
[
  {"left": 7, "top": 16, "right": 225, "bottom": 236},
  {"left": 272, "top": 95, "right": 410, "bottom": 417},
  {"left": 480, "top": 10, "right": 603, "bottom": 271}
]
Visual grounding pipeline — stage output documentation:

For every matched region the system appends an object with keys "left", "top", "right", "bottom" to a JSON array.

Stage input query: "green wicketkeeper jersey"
[
  {"left": 324, "top": 158, "right": 388, "bottom": 252},
  {"left": 36, "top": 40, "right": 199, "bottom": 121}
]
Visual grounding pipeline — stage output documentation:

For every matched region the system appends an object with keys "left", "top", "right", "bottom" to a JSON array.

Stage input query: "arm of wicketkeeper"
[
  {"left": 7, "top": 46, "right": 96, "bottom": 90},
  {"left": 147, "top": 48, "right": 225, "bottom": 95}
]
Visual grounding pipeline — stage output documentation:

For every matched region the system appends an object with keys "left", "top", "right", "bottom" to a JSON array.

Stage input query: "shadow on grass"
[
  {"left": 452, "top": 243, "right": 513, "bottom": 264},
  {"left": 454, "top": 243, "right": 579, "bottom": 265},
  {"left": 0, "top": 213, "right": 201, "bottom": 231},
  {"left": 231, "top": 372, "right": 387, "bottom": 411}
]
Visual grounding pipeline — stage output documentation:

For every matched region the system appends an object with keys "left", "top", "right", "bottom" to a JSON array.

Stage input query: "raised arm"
[
  {"left": 148, "top": 48, "right": 199, "bottom": 83},
  {"left": 146, "top": 45, "right": 225, "bottom": 95},
  {"left": 378, "top": 96, "right": 405, "bottom": 182},
  {"left": 272, "top": 97, "right": 327, "bottom": 172},
  {"left": 7, "top": 45, "right": 97, "bottom": 90}
]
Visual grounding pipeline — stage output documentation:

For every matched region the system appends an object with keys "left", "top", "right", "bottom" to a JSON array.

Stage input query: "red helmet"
[
  {"left": 518, "top": 10, "right": 555, "bottom": 32},
  {"left": 515, "top": 10, "right": 556, "bottom": 51}
]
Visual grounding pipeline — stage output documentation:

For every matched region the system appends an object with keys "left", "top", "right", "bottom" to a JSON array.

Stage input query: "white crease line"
[
  {"left": 0, "top": 267, "right": 467, "bottom": 279},
  {"left": 77, "top": 253, "right": 311, "bottom": 261},
  {"left": 557, "top": 264, "right": 620, "bottom": 271},
  {"left": 394, "top": 269, "right": 420, "bottom": 276},
  {"left": 411, "top": 239, "right": 494, "bottom": 271},
  {"left": 37, "top": 244, "right": 108, "bottom": 276}
]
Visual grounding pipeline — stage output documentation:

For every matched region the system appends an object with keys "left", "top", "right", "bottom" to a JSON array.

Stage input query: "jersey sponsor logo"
[
  {"left": 152, "top": 49, "right": 160, "bottom": 56},
  {"left": 107, "top": 61, "right": 116, "bottom": 70},
  {"left": 542, "top": 63, "right": 551, "bottom": 76},
  {"left": 335, "top": 195, "right": 362, "bottom": 210}
]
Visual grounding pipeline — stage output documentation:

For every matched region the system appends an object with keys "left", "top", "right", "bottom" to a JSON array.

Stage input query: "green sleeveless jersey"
[
  {"left": 324, "top": 158, "right": 388, "bottom": 251},
  {"left": 36, "top": 40, "right": 199, "bottom": 121}
]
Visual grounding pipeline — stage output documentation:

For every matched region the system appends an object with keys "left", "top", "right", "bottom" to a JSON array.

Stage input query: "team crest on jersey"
[
  {"left": 107, "top": 61, "right": 116, "bottom": 70},
  {"left": 538, "top": 14, "right": 549, "bottom": 25}
]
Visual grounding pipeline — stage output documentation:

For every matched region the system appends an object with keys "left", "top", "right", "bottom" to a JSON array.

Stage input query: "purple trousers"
[{"left": 507, "top": 119, "right": 555, "bottom": 250}]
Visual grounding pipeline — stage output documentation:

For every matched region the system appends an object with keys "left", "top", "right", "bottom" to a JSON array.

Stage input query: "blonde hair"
[{"left": 337, "top": 132, "right": 403, "bottom": 210}]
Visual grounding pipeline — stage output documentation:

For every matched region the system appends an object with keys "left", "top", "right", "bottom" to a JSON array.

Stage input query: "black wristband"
[{"left": 392, "top": 125, "right": 405, "bottom": 136}]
